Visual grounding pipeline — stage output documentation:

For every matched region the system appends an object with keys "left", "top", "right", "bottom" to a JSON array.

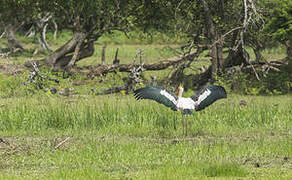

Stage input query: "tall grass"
[
  {"left": 1, "top": 94, "right": 291, "bottom": 135},
  {"left": 0, "top": 94, "right": 292, "bottom": 179}
]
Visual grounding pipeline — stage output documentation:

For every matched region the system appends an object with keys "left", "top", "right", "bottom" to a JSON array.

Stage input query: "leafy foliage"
[
  {"left": 222, "top": 70, "right": 292, "bottom": 95},
  {"left": 262, "top": 0, "right": 292, "bottom": 43}
]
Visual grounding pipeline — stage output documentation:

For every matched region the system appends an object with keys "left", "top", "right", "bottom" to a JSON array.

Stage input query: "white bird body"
[
  {"left": 160, "top": 88, "right": 196, "bottom": 110},
  {"left": 176, "top": 97, "right": 196, "bottom": 110}
]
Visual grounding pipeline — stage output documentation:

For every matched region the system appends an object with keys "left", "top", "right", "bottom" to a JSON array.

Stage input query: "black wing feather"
[
  {"left": 191, "top": 85, "right": 227, "bottom": 111},
  {"left": 134, "top": 86, "right": 178, "bottom": 111}
]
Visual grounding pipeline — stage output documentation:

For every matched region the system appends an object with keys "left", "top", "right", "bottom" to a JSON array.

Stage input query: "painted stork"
[{"left": 133, "top": 84, "right": 227, "bottom": 135}]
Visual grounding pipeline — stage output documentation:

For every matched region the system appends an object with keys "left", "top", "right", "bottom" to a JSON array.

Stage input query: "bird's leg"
[
  {"left": 185, "top": 116, "right": 188, "bottom": 136},
  {"left": 181, "top": 114, "right": 184, "bottom": 136}
]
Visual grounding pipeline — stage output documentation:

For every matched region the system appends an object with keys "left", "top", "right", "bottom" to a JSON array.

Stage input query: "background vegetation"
[{"left": 0, "top": 0, "right": 291, "bottom": 179}]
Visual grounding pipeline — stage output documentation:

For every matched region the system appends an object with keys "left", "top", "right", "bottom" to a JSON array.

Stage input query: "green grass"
[
  {"left": 0, "top": 94, "right": 291, "bottom": 179},
  {"left": 0, "top": 30, "right": 291, "bottom": 179}
]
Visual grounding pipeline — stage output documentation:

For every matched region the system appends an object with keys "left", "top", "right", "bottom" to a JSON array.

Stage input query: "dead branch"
[
  {"left": 66, "top": 33, "right": 86, "bottom": 68},
  {"left": 0, "top": 138, "right": 9, "bottom": 146},
  {"left": 225, "top": 60, "right": 287, "bottom": 78},
  {"left": 0, "top": 52, "right": 11, "bottom": 58},
  {"left": 83, "top": 46, "right": 208, "bottom": 78},
  {"left": 0, "top": 31, "right": 5, "bottom": 39},
  {"left": 167, "top": 44, "right": 208, "bottom": 85},
  {"left": 212, "top": 27, "right": 242, "bottom": 47},
  {"left": 95, "top": 49, "right": 146, "bottom": 95},
  {"left": 113, "top": 48, "right": 120, "bottom": 65},
  {"left": 94, "top": 85, "right": 128, "bottom": 95},
  {"left": 52, "top": 18, "right": 58, "bottom": 40},
  {"left": 36, "top": 12, "right": 53, "bottom": 52},
  {"left": 23, "top": 61, "right": 59, "bottom": 86},
  {"left": 235, "top": 0, "right": 264, "bottom": 80},
  {"left": 91, "top": 45, "right": 208, "bottom": 95},
  {"left": 101, "top": 45, "right": 106, "bottom": 65},
  {"left": 54, "top": 137, "right": 71, "bottom": 150},
  {"left": 25, "top": 25, "right": 36, "bottom": 38}
]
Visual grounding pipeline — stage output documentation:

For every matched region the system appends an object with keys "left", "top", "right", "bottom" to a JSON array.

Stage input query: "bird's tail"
[{"left": 183, "top": 109, "right": 193, "bottom": 115}]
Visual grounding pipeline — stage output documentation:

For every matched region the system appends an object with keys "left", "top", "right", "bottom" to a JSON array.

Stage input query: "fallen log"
[
  {"left": 77, "top": 45, "right": 208, "bottom": 78},
  {"left": 54, "top": 137, "right": 71, "bottom": 150},
  {"left": 93, "top": 85, "right": 128, "bottom": 95}
]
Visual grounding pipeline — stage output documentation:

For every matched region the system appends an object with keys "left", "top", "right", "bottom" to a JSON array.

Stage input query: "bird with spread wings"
[{"left": 134, "top": 84, "right": 227, "bottom": 135}]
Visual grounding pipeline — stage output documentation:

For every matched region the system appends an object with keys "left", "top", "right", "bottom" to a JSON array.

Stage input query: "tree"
[
  {"left": 262, "top": 0, "right": 292, "bottom": 60},
  {"left": 1, "top": 0, "right": 290, "bottom": 90},
  {"left": 26, "top": 0, "right": 143, "bottom": 70},
  {"left": 1, "top": 1, "right": 57, "bottom": 53},
  {"left": 0, "top": 0, "right": 32, "bottom": 52},
  {"left": 160, "top": 0, "right": 264, "bottom": 84}
]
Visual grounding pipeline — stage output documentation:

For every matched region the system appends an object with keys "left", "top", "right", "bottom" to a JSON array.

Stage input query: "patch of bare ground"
[
  {"left": 0, "top": 63, "right": 25, "bottom": 75},
  {"left": 0, "top": 130, "right": 290, "bottom": 176},
  {"left": 1, "top": 130, "right": 290, "bottom": 152},
  {"left": 0, "top": 136, "right": 74, "bottom": 175},
  {"left": 241, "top": 156, "right": 292, "bottom": 169}
]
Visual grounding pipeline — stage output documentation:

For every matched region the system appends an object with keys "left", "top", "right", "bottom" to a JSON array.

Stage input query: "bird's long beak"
[
  {"left": 175, "top": 88, "right": 179, "bottom": 96},
  {"left": 176, "top": 84, "right": 182, "bottom": 96}
]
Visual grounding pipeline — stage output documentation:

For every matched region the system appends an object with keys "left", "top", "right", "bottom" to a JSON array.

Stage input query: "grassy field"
[
  {"left": 0, "top": 31, "right": 291, "bottom": 179},
  {"left": 0, "top": 94, "right": 292, "bottom": 179}
]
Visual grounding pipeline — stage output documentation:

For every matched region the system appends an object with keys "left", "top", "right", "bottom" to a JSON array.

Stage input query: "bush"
[{"left": 221, "top": 70, "right": 292, "bottom": 95}]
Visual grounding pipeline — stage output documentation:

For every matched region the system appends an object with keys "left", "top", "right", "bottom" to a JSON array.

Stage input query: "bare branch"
[
  {"left": 52, "top": 18, "right": 58, "bottom": 40},
  {"left": 0, "top": 52, "right": 11, "bottom": 58},
  {"left": 101, "top": 45, "right": 106, "bottom": 65},
  {"left": 67, "top": 33, "right": 86, "bottom": 68},
  {"left": 81, "top": 46, "right": 208, "bottom": 78},
  {"left": 234, "top": 0, "right": 264, "bottom": 80},
  {"left": 0, "top": 31, "right": 5, "bottom": 39},
  {"left": 54, "top": 137, "right": 71, "bottom": 150},
  {"left": 113, "top": 48, "right": 119, "bottom": 65},
  {"left": 24, "top": 61, "right": 60, "bottom": 85},
  {"left": 212, "top": 27, "right": 243, "bottom": 47},
  {"left": 0, "top": 138, "right": 9, "bottom": 146}
]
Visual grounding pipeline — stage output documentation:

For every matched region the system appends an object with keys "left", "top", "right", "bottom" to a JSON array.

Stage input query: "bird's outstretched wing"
[
  {"left": 191, "top": 85, "right": 227, "bottom": 111},
  {"left": 134, "top": 86, "right": 178, "bottom": 111}
]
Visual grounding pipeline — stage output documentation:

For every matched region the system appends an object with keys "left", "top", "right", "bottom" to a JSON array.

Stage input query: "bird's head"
[{"left": 176, "top": 84, "right": 184, "bottom": 97}]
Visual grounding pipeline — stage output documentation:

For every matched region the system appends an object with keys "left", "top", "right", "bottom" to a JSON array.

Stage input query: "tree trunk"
[
  {"left": 54, "top": 38, "right": 94, "bottom": 70},
  {"left": 200, "top": 0, "right": 223, "bottom": 79},
  {"left": 52, "top": 18, "right": 58, "bottom": 41},
  {"left": 186, "top": 66, "right": 212, "bottom": 90},
  {"left": 284, "top": 40, "right": 292, "bottom": 73},
  {"left": 253, "top": 47, "right": 264, "bottom": 62},
  {"left": 286, "top": 40, "right": 292, "bottom": 61},
  {"left": 210, "top": 45, "right": 218, "bottom": 77},
  {"left": 35, "top": 13, "right": 53, "bottom": 52},
  {"left": 5, "top": 23, "right": 24, "bottom": 52},
  {"left": 44, "top": 31, "right": 89, "bottom": 69},
  {"left": 224, "top": 43, "right": 249, "bottom": 68},
  {"left": 66, "top": 32, "right": 87, "bottom": 68},
  {"left": 211, "top": 40, "right": 224, "bottom": 75},
  {"left": 217, "top": 41, "right": 224, "bottom": 73},
  {"left": 101, "top": 45, "right": 106, "bottom": 65},
  {"left": 39, "top": 23, "right": 52, "bottom": 52}
]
